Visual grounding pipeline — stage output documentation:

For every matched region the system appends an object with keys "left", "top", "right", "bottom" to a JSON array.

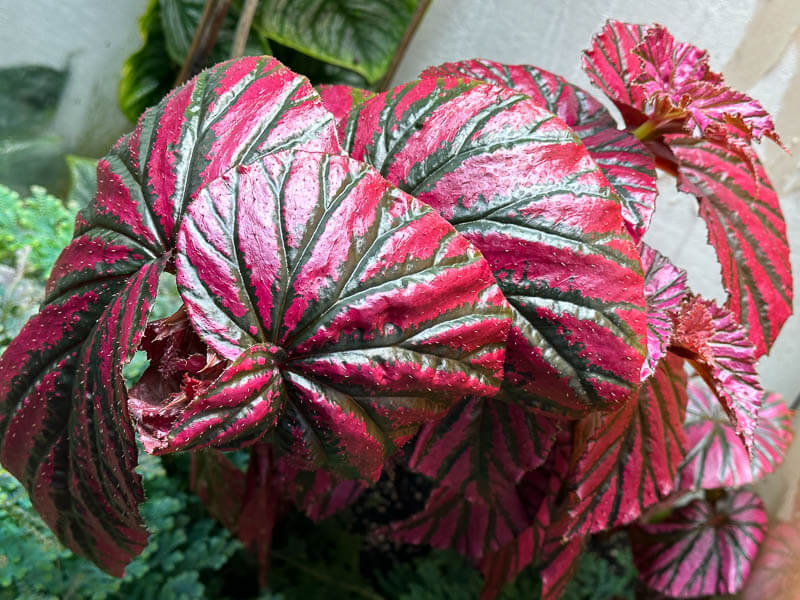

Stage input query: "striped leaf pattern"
[
  {"left": 410, "top": 396, "right": 560, "bottom": 502},
  {"left": 678, "top": 379, "right": 794, "bottom": 490},
  {"left": 391, "top": 396, "right": 560, "bottom": 561},
  {"left": 550, "top": 354, "right": 688, "bottom": 540},
  {"left": 172, "top": 150, "right": 511, "bottom": 480},
  {"left": 670, "top": 296, "right": 762, "bottom": 453},
  {"left": 317, "top": 84, "right": 375, "bottom": 144},
  {"left": 667, "top": 135, "right": 792, "bottom": 357},
  {"left": 257, "top": 0, "right": 419, "bottom": 84},
  {"left": 421, "top": 59, "right": 657, "bottom": 242},
  {"left": 641, "top": 244, "right": 689, "bottom": 380},
  {"left": 0, "top": 55, "right": 340, "bottom": 574},
  {"left": 632, "top": 489, "right": 768, "bottom": 598},
  {"left": 343, "top": 76, "right": 647, "bottom": 418}
]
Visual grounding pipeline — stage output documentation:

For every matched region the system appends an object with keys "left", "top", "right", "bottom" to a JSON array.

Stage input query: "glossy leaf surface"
[
  {"left": 167, "top": 150, "right": 511, "bottom": 479},
  {"left": 317, "top": 84, "right": 375, "bottom": 144},
  {"left": 344, "top": 76, "right": 647, "bottom": 418},
  {"left": 670, "top": 297, "right": 762, "bottom": 453},
  {"left": 668, "top": 135, "right": 792, "bottom": 357},
  {"left": 410, "top": 396, "right": 559, "bottom": 502},
  {"left": 641, "top": 244, "right": 688, "bottom": 380},
  {"left": 0, "top": 55, "right": 339, "bottom": 574},
  {"left": 550, "top": 354, "right": 688, "bottom": 540},
  {"left": 421, "top": 59, "right": 657, "bottom": 242},
  {"left": 257, "top": 0, "right": 419, "bottom": 84},
  {"left": 632, "top": 489, "right": 767, "bottom": 598}
]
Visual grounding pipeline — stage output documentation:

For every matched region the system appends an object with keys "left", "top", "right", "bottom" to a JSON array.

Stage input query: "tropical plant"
[{"left": 0, "top": 18, "right": 794, "bottom": 600}]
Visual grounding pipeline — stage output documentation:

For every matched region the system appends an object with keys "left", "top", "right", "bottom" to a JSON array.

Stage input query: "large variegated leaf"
[
  {"left": 670, "top": 296, "right": 762, "bottom": 453},
  {"left": 143, "top": 150, "right": 510, "bottom": 480},
  {"left": 741, "top": 519, "right": 800, "bottom": 600},
  {"left": 274, "top": 457, "right": 365, "bottom": 521},
  {"left": 343, "top": 76, "right": 647, "bottom": 418},
  {"left": 421, "top": 59, "right": 657, "bottom": 242},
  {"left": 678, "top": 379, "right": 794, "bottom": 490},
  {"left": 257, "top": 0, "right": 419, "bottom": 84},
  {"left": 640, "top": 244, "right": 689, "bottom": 380},
  {"left": 550, "top": 354, "right": 688, "bottom": 540},
  {"left": 631, "top": 489, "right": 767, "bottom": 598},
  {"left": 0, "top": 55, "right": 340, "bottom": 574},
  {"left": 667, "top": 135, "right": 792, "bottom": 357}
]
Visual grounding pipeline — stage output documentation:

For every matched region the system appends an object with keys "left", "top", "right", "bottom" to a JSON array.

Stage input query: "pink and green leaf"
[
  {"left": 640, "top": 244, "right": 689, "bottom": 380},
  {"left": 678, "top": 379, "right": 794, "bottom": 490},
  {"left": 421, "top": 59, "right": 658, "bottom": 242},
  {"left": 169, "top": 149, "right": 511, "bottom": 480},
  {"left": 631, "top": 489, "right": 768, "bottom": 598},
  {"left": 549, "top": 353, "right": 688, "bottom": 540},
  {"left": 667, "top": 136, "right": 792, "bottom": 357},
  {"left": 583, "top": 20, "right": 782, "bottom": 146},
  {"left": 670, "top": 296, "right": 762, "bottom": 453},
  {"left": 343, "top": 76, "right": 647, "bottom": 418},
  {"left": 0, "top": 55, "right": 340, "bottom": 574},
  {"left": 317, "top": 84, "right": 375, "bottom": 144},
  {"left": 410, "top": 396, "right": 560, "bottom": 503}
]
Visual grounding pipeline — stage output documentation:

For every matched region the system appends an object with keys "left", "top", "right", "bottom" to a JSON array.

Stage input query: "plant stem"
[
  {"left": 175, "top": 0, "right": 233, "bottom": 85},
  {"left": 632, "top": 119, "right": 659, "bottom": 141},
  {"left": 230, "top": 0, "right": 259, "bottom": 59},
  {"left": 377, "top": 0, "right": 432, "bottom": 92},
  {"left": 270, "top": 549, "right": 385, "bottom": 600}
]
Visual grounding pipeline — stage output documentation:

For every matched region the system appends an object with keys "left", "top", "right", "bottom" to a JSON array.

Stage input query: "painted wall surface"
[
  {"left": 392, "top": 0, "right": 800, "bottom": 515},
  {"left": 0, "top": 0, "right": 149, "bottom": 156}
]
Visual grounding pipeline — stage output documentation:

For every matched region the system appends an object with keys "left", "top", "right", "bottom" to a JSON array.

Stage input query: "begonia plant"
[{"left": 0, "top": 19, "right": 794, "bottom": 599}]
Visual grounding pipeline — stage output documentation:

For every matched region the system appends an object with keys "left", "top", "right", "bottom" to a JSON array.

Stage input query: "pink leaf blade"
[{"left": 632, "top": 489, "right": 768, "bottom": 598}]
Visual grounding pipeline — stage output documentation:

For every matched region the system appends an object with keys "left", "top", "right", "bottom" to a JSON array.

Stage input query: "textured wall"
[{"left": 0, "top": 0, "right": 149, "bottom": 156}]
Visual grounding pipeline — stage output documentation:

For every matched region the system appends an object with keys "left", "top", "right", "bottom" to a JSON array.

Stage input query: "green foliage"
[
  {"left": 257, "top": 0, "right": 419, "bottom": 85},
  {"left": 65, "top": 154, "right": 98, "bottom": 208},
  {"left": 562, "top": 540, "right": 637, "bottom": 600},
  {"left": 0, "top": 453, "right": 241, "bottom": 600},
  {"left": 0, "top": 184, "right": 77, "bottom": 277},
  {"left": 119, "top": 0, "right": 269, "bottom": 121}
]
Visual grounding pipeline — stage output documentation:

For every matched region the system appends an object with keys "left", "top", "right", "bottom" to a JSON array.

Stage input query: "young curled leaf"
[
  {"left": 670, "top": 296, "right": 762, "bottom": 454},
  {"left": 421, "top": 59, "right": 658, "bottom": 243},
  {"left": 631, "top": 489, "right": 768, "bottom": 598},
  {"left": 583, "top": 20, "right": 782, "bottom": 147},
  {"left": 344, "top": 76, "right": 647, "bottom": 418},
  {"left": 172, "top": 150, "right": 512, "bottom": 480}
]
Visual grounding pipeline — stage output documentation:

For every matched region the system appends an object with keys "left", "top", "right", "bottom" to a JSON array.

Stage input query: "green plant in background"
[
  {"left": 119, "top": 0, "right": 425, "bottom": 121},
  {"left": 0, "top": 453, "right": 241, "bottom": 600}
]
